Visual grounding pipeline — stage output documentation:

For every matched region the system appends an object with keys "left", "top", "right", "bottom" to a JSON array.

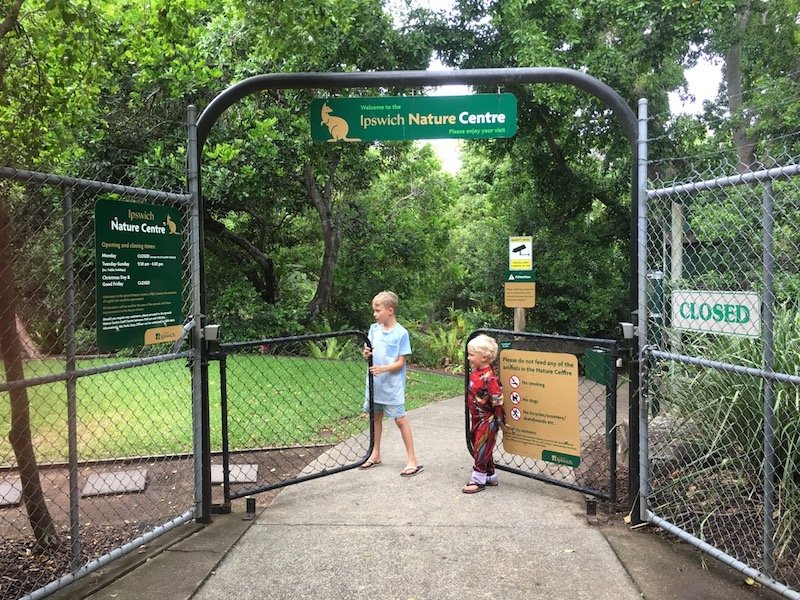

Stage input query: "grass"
[{"left": 0, "top": 356, "right": 463, "bottom": 465}]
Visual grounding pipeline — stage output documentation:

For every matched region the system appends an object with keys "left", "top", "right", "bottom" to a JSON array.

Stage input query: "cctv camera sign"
[
  {"left": 95, "top": 200, "right": 184, "bottom": 351},
  {"left": 509, "top": 236, "right": 532, "bottom": 270}
]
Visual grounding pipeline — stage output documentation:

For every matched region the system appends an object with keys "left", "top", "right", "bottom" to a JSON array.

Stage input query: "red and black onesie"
[{"left": 467, "top": 365, "right": 504, "bottom": 485}]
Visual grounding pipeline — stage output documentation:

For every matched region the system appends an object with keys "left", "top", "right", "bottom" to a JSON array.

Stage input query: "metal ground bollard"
[{"left": 243, "top": 497, "right": 256, "bottom": 520}]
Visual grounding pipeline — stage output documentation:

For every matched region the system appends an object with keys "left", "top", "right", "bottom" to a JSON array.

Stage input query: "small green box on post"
[{"left": 584, "top": 347, "right": 610, "bottom": 386}]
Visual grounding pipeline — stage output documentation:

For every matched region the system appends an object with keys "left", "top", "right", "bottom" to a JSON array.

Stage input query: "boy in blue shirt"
[{"left": 361, "top": 291, "right": 423, "bottom": 476}]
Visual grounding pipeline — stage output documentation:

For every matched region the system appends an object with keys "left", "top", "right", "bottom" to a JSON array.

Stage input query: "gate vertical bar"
[
  {"left": 62, "top": 185, "right": 81, "bottom": 571},
  {"left": 761, "top": 181, "right": 776, "bottom": 574},
  {"left": 636, "top": 98, "right": 650, "bottom": 523},
  {"left": 609, "top": 349, "right": 618, "bottom": 502},
  {"left": 187, "top": 105, "right": 212, "bottom": 523},
  {"left": 219, "top": 353, "right": 231, "bottom": 505}
]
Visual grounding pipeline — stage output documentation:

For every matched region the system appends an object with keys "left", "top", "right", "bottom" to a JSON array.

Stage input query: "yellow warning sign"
[
  {"left": 499, "top": 349, "right": 581, "bottom": 466},
  {"left": 509, "top": 236, "right": 533, "bottom": 270}
]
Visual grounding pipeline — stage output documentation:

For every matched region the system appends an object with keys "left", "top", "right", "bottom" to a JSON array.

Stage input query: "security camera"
[
  {"left": 619, "top": 322, "right": 635, "bottom": 340},
  {"left": 204, "top": 324, "right": 222, "bottom": 341}
]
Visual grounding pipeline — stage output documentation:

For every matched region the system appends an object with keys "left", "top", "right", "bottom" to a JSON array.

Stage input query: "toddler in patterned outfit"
[{"left": 463, "top": 334, "right": 504, "bottom": 493}]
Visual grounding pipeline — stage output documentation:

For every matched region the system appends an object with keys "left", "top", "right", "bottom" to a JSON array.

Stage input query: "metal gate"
[
  {"left": 637, "top": 100, "right": 800, "bottom": 598},
  {"left": 468, "top": 329, "right": 621, "bottom": 502},
  {"left": 213, "top": 331, "right": 373, "bottom": 505}
]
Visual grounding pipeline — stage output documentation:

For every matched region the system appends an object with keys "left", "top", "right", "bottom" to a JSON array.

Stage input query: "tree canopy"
[{"left": 2, "top": 0, "right": 799, "bottom": 341}]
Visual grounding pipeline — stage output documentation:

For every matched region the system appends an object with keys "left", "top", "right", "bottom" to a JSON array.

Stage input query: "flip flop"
[
  {"left": 462, "top": 480, "right": 485, "bottom": 494},
  {"left": 359, "top": 460, "right": 381, "bottom": 470},
  {"left": 400, "top": 465, "right": 424, "bottom": 477}
]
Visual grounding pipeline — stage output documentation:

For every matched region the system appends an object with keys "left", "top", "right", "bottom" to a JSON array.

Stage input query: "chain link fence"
[
  {"left": 0, "top": 164, "right": 198, "bottom": 600},
  {"left": 214, "top": 332, "right": 373, "bottom": 502},
  {"left": 641, "top": 106, "right": 800, "bottom": 596},
  {"left": 468, "top": 329, "right": 624, "bottom": 504}
]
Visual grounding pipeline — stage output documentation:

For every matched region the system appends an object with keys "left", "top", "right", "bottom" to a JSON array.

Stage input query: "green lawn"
[{"left": 0, "top": 356, "right": 463, "bottom": 465}]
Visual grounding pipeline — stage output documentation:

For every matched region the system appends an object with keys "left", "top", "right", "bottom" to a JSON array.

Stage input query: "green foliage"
[
  {"left": 304, "top": 319, "right": 364, "bottom": 360},
  {"left": 405, "top": 307, "right": 474, "bottom": 372},
  {"left": 0, "top": 0, "right": 108, "bottom": 166},
  {"left": 673, "top": 303, "right": 800, "bottom": 464},
  {"left": 426, "top": 326, "right": 464, "bottom": 370},
  {"left": 332, "top": 144, "right": 459, "bottom": 328},
  {"left": 306, "top": 335, "right": 359, "bottom": 360},
  {"left": 663, "top": 303, "right": 800, "bottom": 549}
]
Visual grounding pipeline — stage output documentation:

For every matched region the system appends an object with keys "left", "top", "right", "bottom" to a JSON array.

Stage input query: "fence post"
[
  {"left": 761, "top": 181, "right": 776, "bottom": 574},
  {"left": 62, "top": 185, "right": 81, "bottom": 571},
  {"left": 188, "top": 105, "right": 213, "bottom": 523},
  {"left": 629, "top": 97, "right": 649, "bottom": 524}
]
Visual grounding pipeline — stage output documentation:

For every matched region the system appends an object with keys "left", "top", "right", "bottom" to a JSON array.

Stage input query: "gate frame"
[
  {"left": 189, "top": 68, "right": 642, "bottom": 521},
  {"left": 213, "top": 330, "right": 374, "bottom": 507},
  {"left": 465, "top": 328, "right": 620, "bottom": 501},
  {"left": 636, "top": 99, "right": 800, "bottom": 599}
]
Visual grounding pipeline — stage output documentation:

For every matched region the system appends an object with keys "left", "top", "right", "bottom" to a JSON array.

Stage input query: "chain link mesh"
[
  {"left": 215, "top": 332, "right": 372, "bottom": 501},
  {"left": 645, "top": 149, "right": 800, "bottom": 592},
  {"left": 0, "top": 165, "right": 195, "bottom": 600},
  {"left": 471, "top": 330, "right": 623, "bottom": 503}
]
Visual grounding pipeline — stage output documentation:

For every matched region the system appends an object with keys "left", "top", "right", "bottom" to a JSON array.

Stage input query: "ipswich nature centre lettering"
[{"left": 311, "top": 94, "right": 517, "bottom": 142}]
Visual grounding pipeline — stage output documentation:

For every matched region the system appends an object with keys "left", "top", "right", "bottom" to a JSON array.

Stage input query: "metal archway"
[{"left": 187, "top": 68, "right": 642, "bottom": 523}]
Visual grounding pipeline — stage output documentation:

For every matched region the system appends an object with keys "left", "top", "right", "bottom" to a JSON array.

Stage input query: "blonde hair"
[
  {"left": 372, "top": 290, "right": 399, "bottom": 312},
  {"left": 468, "top": 334, "right": 499, "bottom": 362}
]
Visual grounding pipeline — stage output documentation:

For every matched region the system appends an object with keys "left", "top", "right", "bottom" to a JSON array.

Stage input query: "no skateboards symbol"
[{"left": 510, "top": 407, "right": 522, "bottom": 421}]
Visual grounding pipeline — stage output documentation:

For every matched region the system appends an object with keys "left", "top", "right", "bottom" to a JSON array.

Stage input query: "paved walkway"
[
  {"left": 61, "top": 396, "right": 783, "bottom": 600},
  {"left": 193, "top": 396, "right": 639, "bottom": 600}
]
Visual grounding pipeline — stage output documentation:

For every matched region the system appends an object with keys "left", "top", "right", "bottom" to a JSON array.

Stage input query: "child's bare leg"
[
  {"left": 368, "top": 411, "right": 383, "bottom": 463},
  {"left": 394, "top": 416, "right": 417, "bottom": 469}
]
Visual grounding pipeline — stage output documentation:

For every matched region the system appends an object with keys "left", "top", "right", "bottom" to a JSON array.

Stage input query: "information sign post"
[
  {"left": 505, "top": 236, "right": 535, "bottom": 330},
  {"left": 95, "top": 200, "right": 184, "bottom": 351}
]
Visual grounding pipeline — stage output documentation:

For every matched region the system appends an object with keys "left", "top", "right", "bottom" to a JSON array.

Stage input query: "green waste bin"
[{"left": 584, "top": 347, "right": 610, "bottom": 386}]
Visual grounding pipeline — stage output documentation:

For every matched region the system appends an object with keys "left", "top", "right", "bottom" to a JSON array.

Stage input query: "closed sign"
[{"left": 671, "top": 290, "right": 761, "bottom": 338}]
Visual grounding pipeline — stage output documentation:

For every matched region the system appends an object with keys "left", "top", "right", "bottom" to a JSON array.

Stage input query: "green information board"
[
  {"left": 95, "top": 200, "right": 184, "bottom": 351},
  {"left": 311, "top": 94, "right": 517, "bottom": 142}
]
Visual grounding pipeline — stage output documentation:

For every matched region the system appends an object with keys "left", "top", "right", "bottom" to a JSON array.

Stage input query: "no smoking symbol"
[
  {"left": 509, "top": 375, "right": 520, "bottom": 389},
  {"left": 510, "top": 407, "right": 522, "bottom": 421},
  {"left": 510, "top": 392, "right": 521, "bottom": 404}
]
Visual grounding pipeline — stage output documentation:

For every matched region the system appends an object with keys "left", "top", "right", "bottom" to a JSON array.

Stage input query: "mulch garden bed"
[{"left": 0, "top": 446, "right": 325, "bottom": 600}]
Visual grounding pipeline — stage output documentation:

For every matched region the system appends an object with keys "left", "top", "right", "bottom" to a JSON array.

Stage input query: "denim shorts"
[{"left": 363, "top": 400, "right": 405, "bottom": 419}]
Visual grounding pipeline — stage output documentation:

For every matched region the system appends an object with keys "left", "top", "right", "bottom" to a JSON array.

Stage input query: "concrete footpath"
[{"left": 56, "top": 396, "right": 782, "bottom": 600}]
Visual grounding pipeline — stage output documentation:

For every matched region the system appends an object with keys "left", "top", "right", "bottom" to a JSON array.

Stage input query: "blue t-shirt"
[{"left": 366, "top": 322, "right": 412, "bottom": 406}]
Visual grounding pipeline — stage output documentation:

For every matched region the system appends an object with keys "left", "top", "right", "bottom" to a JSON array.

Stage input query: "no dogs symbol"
[
  {"left": 510, "top": 392, "right": 521, "bottom": 404},
  {"left": 510, "top": 407, "right": 522, "bottom": 421},
  {"left": 509, "top": 375, "right": 520, "bottom": 389}
]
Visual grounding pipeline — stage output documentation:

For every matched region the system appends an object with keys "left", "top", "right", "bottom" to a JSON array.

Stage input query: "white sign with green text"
[{"left": 671, "top": 290, "right": 761, "bottom": 338}]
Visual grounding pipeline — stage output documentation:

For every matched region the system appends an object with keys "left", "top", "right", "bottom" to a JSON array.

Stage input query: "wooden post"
[{"left": 514, "top": 307, "right": 526, "bottom": 332}]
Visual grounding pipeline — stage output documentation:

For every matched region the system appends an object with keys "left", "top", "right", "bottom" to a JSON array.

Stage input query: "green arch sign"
[{"left": 311, "top": 93, "right": 517, "bottom": 142}]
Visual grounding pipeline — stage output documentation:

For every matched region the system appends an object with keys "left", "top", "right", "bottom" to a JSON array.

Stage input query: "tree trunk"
[
  {"left": 204, "top": 216, "right": 279, "bottom": 304},
  {"left": 16, "top": 314, "right": 42, "bottom": 359},
  {"left": 726, "top": 10, "right": 757, "bottom": 173},
  {"left": 303, "top": 156, "right": 341, "bottom": 324},
  {"left": 0, "top": 200, "right": 60, "bottom": 549}
]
